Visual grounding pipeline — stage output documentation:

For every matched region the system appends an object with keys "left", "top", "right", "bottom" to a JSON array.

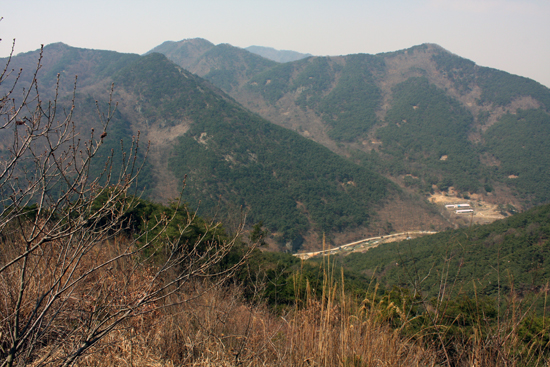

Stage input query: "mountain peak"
[
  {"left": 145, "top": 38, "right": 215, "bottom": 67},
  {"left": 174, "top": 38, "right": 214, "bottom": 47}
]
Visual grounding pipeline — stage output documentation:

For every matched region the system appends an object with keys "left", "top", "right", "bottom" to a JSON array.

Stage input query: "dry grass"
[
  {"left": 72, "top": 280, "right": 436, "bottom": 367},
  {"left": 3, "top": 232, "right": 547, "bottom": 366},
  {"left": 0, "top": 231, "right": 159, "bottom": 366},
  {"left": 69, "top": 243, "right": 437, "bottom": 367}
]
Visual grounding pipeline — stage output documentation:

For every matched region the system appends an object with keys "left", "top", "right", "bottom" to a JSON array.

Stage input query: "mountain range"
[
  {"left": 2, "top": 39, "right": 549, "bottom": 251},
  {"left": 150, "top": 39, "right": 550, "bottom": 208}
]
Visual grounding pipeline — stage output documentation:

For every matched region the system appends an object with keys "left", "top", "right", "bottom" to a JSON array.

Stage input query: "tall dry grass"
[
  {"left": 72, "top": 244, "right": 437, "bottom": 367},
  {"left": 4, "top": 231, "right": 547, "bottom": 366},
  {"left": 74, "top": 279, "right": 436, "bottom": 367},
  {"left": 0, "top": 231, "right": 159, "bottom": 366}
]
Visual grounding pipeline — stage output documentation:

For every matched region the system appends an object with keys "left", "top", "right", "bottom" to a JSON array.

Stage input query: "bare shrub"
[{"left": 0, "top": 44, "right": 250, "bottom": 367}]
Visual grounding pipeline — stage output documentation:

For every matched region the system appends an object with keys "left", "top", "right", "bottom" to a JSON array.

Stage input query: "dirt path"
[{"left": 144, "top": 123, "right": 191, "bottom": 203}]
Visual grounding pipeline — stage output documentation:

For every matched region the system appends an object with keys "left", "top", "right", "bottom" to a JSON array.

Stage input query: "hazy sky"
[{"left": 1, "top": 0, "right": 549, "bottom": 87}]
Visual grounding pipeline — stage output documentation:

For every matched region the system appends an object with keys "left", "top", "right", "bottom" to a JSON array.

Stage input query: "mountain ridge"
[
  {"left": 4, "top": 39, "right": 550, "bottom": 249},
  {"left": 149, "top": 39, "right": 550, "bottom": 212},
  {"left": 0, "top": 43, "right": 450, "bottom": 251}
]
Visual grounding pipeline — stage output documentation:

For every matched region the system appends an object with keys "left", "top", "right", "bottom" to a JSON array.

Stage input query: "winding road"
[{"left": 294, "top": 231, "right": 437, "bottom": 260}]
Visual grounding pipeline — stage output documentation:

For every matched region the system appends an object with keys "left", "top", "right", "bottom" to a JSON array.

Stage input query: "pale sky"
[{"left": 1, "top": 0, "right": 549, "bottom": 87}]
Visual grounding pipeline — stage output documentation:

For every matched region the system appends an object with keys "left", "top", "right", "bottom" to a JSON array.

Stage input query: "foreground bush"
[
  {"left": 0, "top": 45, "right": 248, "bottom": 366},
  {"left": 71, "top": 277, "right": 437, "bottom": 367}
]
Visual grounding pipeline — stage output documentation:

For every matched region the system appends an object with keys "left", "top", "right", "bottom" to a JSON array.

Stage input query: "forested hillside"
[
  {"left": 147, "top": 39, "right": 277, "bottom": 92},
  {"left": 151, "top": 40, "right": 550, "bottom": 211},
  {"left": 338, "top": 202, "right": 550, "bottom": 302},
  {"left": 5, "top": 38, "right": 549, "bottom": 250},
  {"left": 110, "top": 52, "right": 397, "bottom": 246},
  {"left": 2, "top": 44, "right": 435, "bottom": 251}
]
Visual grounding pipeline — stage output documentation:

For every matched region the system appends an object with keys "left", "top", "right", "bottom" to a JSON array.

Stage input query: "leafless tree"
[{"left": 0, "top": 43, "right": 251, "bottom": 366}]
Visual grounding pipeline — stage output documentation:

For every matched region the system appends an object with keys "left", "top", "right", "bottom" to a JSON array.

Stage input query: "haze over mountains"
[
  {"left": 244, "top": 45, "right": 312, "bottom": 63},
  {"left": 2, "top": 39, "right": 549, "bottom": 251}
]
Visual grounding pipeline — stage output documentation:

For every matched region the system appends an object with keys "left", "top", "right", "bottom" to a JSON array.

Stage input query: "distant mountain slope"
[
  {"left": 150, "top": 40, "right": 550, "bottom": 210},
  {"left": 146, "top": 38, "right": 215, "bottom": 67},
  {"left": 245, "top": 45, "right": 312, "bottom": 63},
  {"left": 1, "top": 42, "right": 140, "bottom": 97},
  {"left": 2, "top": 43, "right": 447, "bottom": 251},
  {"left": 0, "top": 43, "right": 153, "bottom": 195},
  {"left": 192, "top": 43, "right": 278, "bottom": 92},
  {"left": 111, "top": 52, "right": 398, "bottom": 248},
  {"left": 375, "top": 76, "right": 481, "bottom": 193},
  {"left": 147, "top": 39, "right": 278, "bottom": 93}
]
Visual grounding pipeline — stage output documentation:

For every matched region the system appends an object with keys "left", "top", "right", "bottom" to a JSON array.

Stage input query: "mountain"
[
  {"left": 1, "top": 43, "right": 448, "bottom": 251},
  {"left": 1, "top": 42, "right": 140, "bottom": 98},
  {"left": 149, "top": 40, "right": 550, "bottom": 212},
  {"left": 0, "top": 43, "right": 153, "bottom": 194},
  {"left": 146, "top": 38, "right": 215, "bottom": 67},
  {"left": 147, "top": 39, "right": 277, "bottom": 93},
  {"left": 245, "top": 45, "right": 312, "bottom": 63}
]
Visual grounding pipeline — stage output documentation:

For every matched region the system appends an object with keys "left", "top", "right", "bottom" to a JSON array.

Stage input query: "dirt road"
[{"left": 294, "top": 231, "right": 437, "bottom": 260}]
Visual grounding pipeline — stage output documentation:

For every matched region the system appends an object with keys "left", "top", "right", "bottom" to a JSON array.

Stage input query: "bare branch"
[{"left": 0, "top": 43, "right": 252, "bottom": 367}]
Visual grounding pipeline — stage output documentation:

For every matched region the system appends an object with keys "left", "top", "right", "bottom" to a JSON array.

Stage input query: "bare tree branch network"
[{"left": 0, "top": 44, "right": 252, "bottom": 367}]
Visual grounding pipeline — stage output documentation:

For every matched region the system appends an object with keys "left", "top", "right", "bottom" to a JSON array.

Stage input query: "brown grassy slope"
[
  {"left": 73, "top": 281, "right": 438, "bottom": 367},
  {"left": 1, "top": 230, "right": 435, "bottom": 366},
  {"left": 4, "top": 232, "right": 546, "bottom": 366},
  {"left": 73, "top": 266, "right": 549, "bottom": 367}
]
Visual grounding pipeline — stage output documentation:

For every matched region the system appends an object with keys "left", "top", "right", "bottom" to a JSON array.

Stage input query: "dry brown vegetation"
[
  {"left": 4, "top": 230, "right": 549, "bottom": 366},
  {"left": 6, "top": 237, "right": 436, "bottom": 367}
]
